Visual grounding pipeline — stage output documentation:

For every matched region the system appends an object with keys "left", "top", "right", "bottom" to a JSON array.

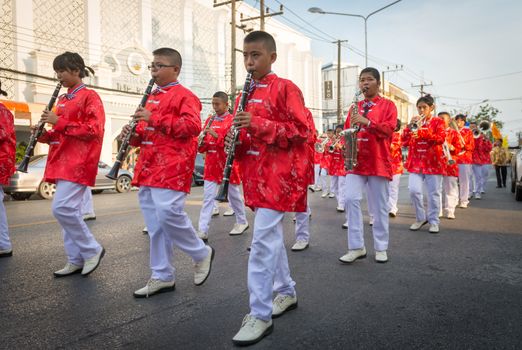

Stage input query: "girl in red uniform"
[
  {"left": 388, "top": 119, "right": 403, "bottom": 217},
  {"left": 470, "top": 123, "right": 492, "bottom": 199},
  {"left": 230, "top": 31, "right": 311, "bottom": 345},
  {"left": 454, "top": 114, "right": 475, "bottom": 208},
  {"left": 320, "top": 129, "right": 334, "bottom": 197},
  {"left": 0, "top": 86, "right": 16, "bottom": 258},
  {"left": 311, "top": 130, "right": 322, "bottom": 191},
  {"left": 339, "top": 67, "right": 397, "bottom": 264},
  {"left": 36, "top": 53, "right": 105, "bottom": 276},
  {"left": 402, "top": 95, "right": 446, "bottom": 233},
  {"left": 328, "top": 125, "right": 347, "bottom": 211},
  {"left": 121, "top": 48, "right": 214, "bottom": 298}
]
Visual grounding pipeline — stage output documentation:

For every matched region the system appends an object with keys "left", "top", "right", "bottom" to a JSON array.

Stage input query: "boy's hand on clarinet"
[
  {"left": 119, "top": 124, "right": 133, "bottom": 140},
  {"left": 224, "top": 128, "right": 241, "bottom": 150},
  {"left": 133, "top": 106, "right": 152, "bottom": 122},
  {"left": 40, "top": 110, "right": 59, "bottom": 125},
  {"left": 235, "top": 111, "right": 251, "bottom": 129}
]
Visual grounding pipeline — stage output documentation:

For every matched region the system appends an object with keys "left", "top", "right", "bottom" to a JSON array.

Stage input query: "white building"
[{"left": 0, "top": 0, "right": 323, "bottom": 164}]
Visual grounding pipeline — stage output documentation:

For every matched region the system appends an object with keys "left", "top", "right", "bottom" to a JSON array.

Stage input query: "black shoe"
[{"left": 0, "top": 250, "right": 13, "bottom": 258}]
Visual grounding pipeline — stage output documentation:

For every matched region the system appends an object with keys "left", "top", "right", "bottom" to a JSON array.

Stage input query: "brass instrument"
[
  {"left": 328, "top": 136, "right": 341, "bottom": 153},
  {"left": 198, "top": 114, "right": 216, "bottom": 148},
  {"left": 442, "top": 141, "right": 455, "bottom": 165},
  {"left": 408, "top": 114, "right": 426, "bottom": 132},
  {"left": 340, "top": 89, "right": 364, "bottom": 170},
  {"left": 473, "top": 120, "right": 491, "bottom": 138},
  {"left": 315, "top": 137, "right": 329, "bottom": 153}
]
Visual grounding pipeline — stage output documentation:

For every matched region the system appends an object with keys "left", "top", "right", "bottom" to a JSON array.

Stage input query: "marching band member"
[
  {"left": 36, "top": 52, "right": 105, "bottom": 276},
  {"left": 0, "top": 87, "right": 16, "bottom": 258},
  {"left": 339, "top": 67, "right": 396, "bottom": 264},
  {"left": 121, "top": 48, "right": 214, "bottom": 298},
  {"left": 328, "top": 125, "right": 347, "bottom": 212},
  {"left": 388, "top": 119, "right": 403, "bottom": 217},
  {"left": 402, "top": 94, "right": 446, "bottom": 234},
  {"left": 229, "top": 31, "right": 310, "bottom": 345},
  {"left": 470, "top": 122, "right": 492, "bottom": 199},
  {"left": 438, "top": 112, "right": 462, "bottom": 219},
  {"left": 311, "top": 130, "right": 323, "bottom": 191},
  {"left": 454, "top": 114, "right": 475, "bottom": 208},
  {"left": 320, "top": 129, "right": 334, "bottom": 198},
  {"left": 196, "top": 91, "right": 249, "bottom": 241}
]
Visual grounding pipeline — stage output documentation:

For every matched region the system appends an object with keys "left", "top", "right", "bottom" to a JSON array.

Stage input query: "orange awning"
[{"left": 0, "top": 99, "right": 30, "bottom": 112}]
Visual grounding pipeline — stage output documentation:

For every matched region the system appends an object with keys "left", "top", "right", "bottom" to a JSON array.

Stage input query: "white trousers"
[
  {"left": 0, "top": 186, "right": 11, "bottom": 250},
  {"left": 81, "top": 187, "right": 95, "bottom": 215},
  {"left": 458, "top": 164, "right": 472, "bottom": 205},
  {"left": 249, "top": 208, "right": 295, "bottom": 321},
  {"left": 330, "top": 175, "right": 346, "bottom": 209},
  {"left": 472, "top": 164, "right": 488, "bottom": 194},
  {"left": 139, "top": 186, "right": 208, "bottom": 281},
  {"left": 408, "top": 173, "right": 442, "bottom": 225},
  {"left": 319, "top": 168, "right": 330, "bottom": 193},
  {"left": 442, "top": 176, "right": 459, "bottom": 216},
  {"left": 388, "top": 174, "right": 401, "bottom": 214},
  {"left": 198, "top": 180, "right": 247, "bottom": 234},
  {"left": 52, "top": 181, "right": 102, "bottom": 265},
  {"left": 344, "top": 174, "right": 389, "bottom": 251},
  {"left": 314, "top": 164, "right": 321, "bottom": 187},
  {"left": 295, "top": 204, "right": 312, "bottom": 242}
]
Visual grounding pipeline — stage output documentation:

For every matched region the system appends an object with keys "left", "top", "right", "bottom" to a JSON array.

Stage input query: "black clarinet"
[
  {"left": 106, "top": 78, "right": 155, "bottom": 180},
  {"left": 215, "top": 72, "right": 253, "bottom": 202},
  {"left": 17, "top": 82, "right": 62, "bottom": 173}
]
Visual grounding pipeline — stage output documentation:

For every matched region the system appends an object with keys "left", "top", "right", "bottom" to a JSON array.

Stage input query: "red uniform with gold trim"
[
  {"left": 456, "top": 128, "right": 474, "bottom": 164},
  {"left": 402, "top": 116, "right": 446, "bottom": 175},
  {"left": 0, "top": 103, "right": 16, "bottom": 185},
  {"left": 130, "top": 82, "right": 201, "bottom": 193},
  {"left": 472, "top": 135, "right": 492, "bottom": 165},
  {"left": 38, "top": 84, "right": 105, "bottom": 186},
  {"left": 343, "top": 95, "right": 397, "bottom": 179},
  {"left": 444, "top": 128, "right": 462, "bottom": 177},
  {"left": 235, "top": 73, "right": 310, "bottom": 212},
  {"left": 327, "top": 137, "right": 347, "bottom": 176},
  {"left": 320, "top": 140, "right": 332, "bottom": 170},
  {"left": 390, "top": 131, "right": 403, "bottom": 175}
]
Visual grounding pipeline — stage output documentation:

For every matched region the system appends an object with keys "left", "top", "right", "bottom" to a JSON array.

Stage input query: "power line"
[{"left": 438, "top": 70, "right": 522, "bottom": 87}]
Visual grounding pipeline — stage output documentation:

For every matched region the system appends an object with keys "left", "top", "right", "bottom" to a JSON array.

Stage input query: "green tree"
[
  {"left": 469, "top": 104, "right": 504, "bottom": 129},
  {"left": 15, "top": 141, "right": 28, "bottom": 163}
]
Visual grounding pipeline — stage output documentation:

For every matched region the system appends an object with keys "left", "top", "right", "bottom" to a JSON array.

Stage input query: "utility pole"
[
  {"left": 411, "top": 81, "right": 433, "bottom": 96},
  {"left": 334, "top": 40, "right": 348, "bottom": 125},
  {"left": 241, "top": 4, "right": 283, "bottom": 30},
  {"left": 260, "top": 0, "right": 265, "bottom": 30},
  {"left": 382, "top": 64, "right": 403, "bottom": 97}
]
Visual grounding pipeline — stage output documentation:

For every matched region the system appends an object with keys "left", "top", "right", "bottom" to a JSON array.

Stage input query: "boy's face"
[
  {"left": 55, "top": 69, "right": 80, "bottom": 88},
  {"left": 150, "top": 55, "right": 180, "bottom": 85},
  {"left": 455, "top": 118, "right": 465, "bottom": 128},
  {"left": 359, "top": 72, "right": 379, "bottom": 97},
  {"left": 326, "top": 131, "right": 334, "bottom": 139},
  {"left": 212, "top": 97, "right": 228, "bottom": 115},
  {"left": 243, "top": 41, "right": 277, "bottom": 80}
]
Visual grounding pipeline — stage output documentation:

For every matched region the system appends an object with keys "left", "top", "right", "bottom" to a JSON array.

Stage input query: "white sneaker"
[
  {"left": 54, "top": 262, "right": 83, "bottom": 277},
  {"left": 409, "top": 220, "right": 428, "bottom": 231},
  {"left": 458, "top": 203, "right": 468, "bottom": 209},
  {"left": 197, "top": 230, "right": 208, "bottom": 242},
  {"left": 142, "top": 226, "right": 148, "bottom": 234},
  {"left": 339, "top": 247, "right": 367, "bottom": 263},
  {"left": 212, "top": 207, "right": 219, "bottom": 216},
  {"left": 82, "top": 247, "right": 105, "bottom": 276},
  {"left": 446, "top": 212, "right": 455, "bottom": 220},
  {"left": 133, "top": 278, "right": 175, "bottom": 298},
  {"left": 194, "top": 246, "right": 214, "bottom": 286},
  {"left": 342, "top": 222, "right": 348, "bottom": 229},
  {"left": 82, "top": 213, "right": 96, "bottom": 221},
  {"left": 429, "top": 224, "right": 440, "bottom": 234},
  {"left": 272, "top": 294, "right": 298, "bottom": 318},
  {"left": 232, "top": 314, "right": 273, "bottom": 346},
  {"left": 223, "top": 208, "right": 235, "bottom": 216},
  {"left": 389, "top": 211, "right": 397, "bottom": 218},
  {"left": 439, "top": 211, "right": 443, "bottom": 218},
  {"left": 336, "top": 206, "right": 345, "bottom": 212},
  {"left": 475, "top": 193, "right": 481, "bottom": 200},
  {"left": 369, "top": 217, "right": 374, "bottom": 226},
  {"left": 328, "top": 193, "right": 335, "bottom": 198},
  {"left": 375, "top": 250, "right": 388, "bottom": 263},
  {"left": 321, "top": 192, "right": 329, "bottom": 198},
  {"left": 0, "top": 248, "right": 13, "bottom": 257},
  {"left": 315, "top": 186, "right": 322, "bottom": 192},
  {"left": 308, "top": 185, "right": 316, "bottom": 192},
  {"left": 291, "top": 240, "right": 309, "bottom": 251},
  {"left": 229, "top": 223, "right": 249, "bottom": 235}
]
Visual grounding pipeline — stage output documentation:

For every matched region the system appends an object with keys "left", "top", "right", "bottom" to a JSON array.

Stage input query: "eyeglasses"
[{"left": 147, "top": 63, "right": 176, "bottom": 70}]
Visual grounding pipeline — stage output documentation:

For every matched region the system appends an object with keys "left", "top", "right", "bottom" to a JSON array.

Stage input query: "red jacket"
[
  {"left": 130, "top": 82, "right": 201, "bottom": 193},
  {"left": 444, "top": 128, "right": 462, "bottom": 177},
  {"left": 327, "top": 137, "right": 347, "bottom": 176},
  {"left": 235, "top": 73, "right": 311, "bottom": 212},
  {"left": 343, "top": 95, "right": 397, "bottom": 179},
  {"left": 305, "top": 108, "right": 317, "bottom": 185},
  {"left": 472, "top": 135, "right": 492, "bottom": 165},
  {"left": 198, "top": 113, "right": 241, "bottom": 185},
  {"left": 456, "top": 128, "right": 474, "bottom": 164},
  {"left": 403, "top": 115, "right": 446, "bottom": 175},
  {"left": 0, "top": 103, "right": 16, "bottom": 185},
  {"left": 39, "top": 84, "right": 105, "bottom": 186},
  {"left": 320, "top": 140, "right": 332, "bottom": 169},
  {"left": 390, "top": 131, "right": 403, "bottom": 175},
  {"left": 314, "top": 149, "right": 322, "bottom": 164}
]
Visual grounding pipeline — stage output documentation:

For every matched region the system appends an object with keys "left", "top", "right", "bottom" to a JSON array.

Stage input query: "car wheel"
[
  {"left": 10, "top": 192, "right": 33, "bottom": 201},
  {"left": 116, "top": 175, "right": 132, "bottom": 193},
  {"left": 38, "top": 182, "right": 56, "bottom": 200},
  {"left": 92, "top": 190, "right": 104, "bottom": 194},
  {"left": 516, "top": 185, "right": 522, "bottom": 201}
]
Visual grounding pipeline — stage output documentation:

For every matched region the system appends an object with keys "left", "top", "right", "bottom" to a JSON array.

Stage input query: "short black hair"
[
  {"left": 438, "top": 111, "right": 450, "bottom": 118},
  {"left": 244, "top": 31, "right": 277, "bottom": 52},
  {"left": 335, "top": 125, "right": 343, "bottom": 131},
  {"left": 455, "top": 114, "right": 467, "bottom": 121},
  {"left": 326, "top": 128, "right": 334, "bottom": 132},
  {"left": 53, "top": 52, "right": 94, "bottom": 78},
  {"left": 153, "top": 47, "right": 182, "bottom": 68},
  {"left": 360, "top": 67, "right": 380, "bottom": 82},
  {"left": 212, "top": 91, "right": 228, "bottom": 104},
  {"left": 416, "top": 94, "right": 435, "bottom": 107}
]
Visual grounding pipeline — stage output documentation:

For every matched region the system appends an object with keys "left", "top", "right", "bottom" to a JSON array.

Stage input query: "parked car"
[
  {"left": 193, "top": 153, "right": 204, "bottom": 186},
  {"left": 5, "top": 155, "right": 133, "bottom": 200},
  {"left": 510, "top": 148, "right": 522, "bottom": 201}
]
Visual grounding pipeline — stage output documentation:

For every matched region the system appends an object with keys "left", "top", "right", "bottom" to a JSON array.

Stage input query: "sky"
[{"left": 244, "top": 0, "right": 522, "bottom": 144}]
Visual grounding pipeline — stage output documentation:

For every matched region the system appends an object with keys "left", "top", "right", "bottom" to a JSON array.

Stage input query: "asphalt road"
[{"left": 1, "top": 173, "right": 521, "bottom": 349}]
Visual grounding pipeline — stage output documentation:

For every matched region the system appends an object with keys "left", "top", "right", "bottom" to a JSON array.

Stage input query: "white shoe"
[
  {"left": 336, "top": 206, "right": 345, "bottom": 212},
  {"left": 409, "top": 220, "right": 428, "bottom": 231},
  {"left": 0, "top": 248, "right": 13, "bottom": 257},
  {"left": 54, "top": 262, "right": 83, "bottom": 277},
  {"left": 342, "top": 222, "right": 348, "bottom": 229},
  {"left": 223, "top": 208, "right": 235, "bottom": 216},
  {"left": 315, "top": 186, "right": 322, "bottom": 192},
  {"left": 446, "top": 212, "right": 455, "bottom": 220},
  {"left": 232, "top": 314, "right": 273, "bottom": 346},
  {"left": 375, "top": 250, "right": 388, "bottom": 263},
  {"left": 475, "top": 193, "right": 481, "bottom": 200},
  {"left": 142, "top": 226, "right": 148, "bottom": 234},
  {"left": 321, "top": 192, "right": 329, "bottom": 198},
  {"left": 82, "top": 247, "right": 105, "bottom": 276},
  {"left": 369, "top": 217, "right": 374, "bottom": 226},
  {"left": 194, "top": 246, "right": 214, "bottom": 286},
  {"left": 272, "top": 294, "right": 298, "bottom": 318},
  {"left": 429, "top": 224, "right": 440, "bottom": 234},
  {"left": 212, "top": 207, "right": 219, "bottom": 216},
  {"left": 389, "top": 211, "right": 397, "bottom": 218},
  {"left": 438, "top": 212, "right": 443, "bottom": 218},
  {"left": 308, "top": 185, "right": 316, "bottom": 192},
  {"left": 339, "top": 247, "right": 367, "bottom": 263},
  {"left": 328, "top": 193, "right": 335, "bottom": 198},
  {"left": 291, "top": 240, "right": 309, "bottom": 251},
  {"left": 82, "top": 213, "right": 96, "bottom": 221},
  {"left": 229, "top": 223, "right": 249, "bottom": 235},
  {"left": 197, "top": 230, "right": 208, "bottom": 242},
  {"left": 458, "top": 203, "right": 468, "bottom": 209},
  {"left": 133, "top": 278, "right": 175, "bottom": 298}
]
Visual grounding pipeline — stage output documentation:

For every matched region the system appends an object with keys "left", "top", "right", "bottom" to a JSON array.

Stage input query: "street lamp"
[{"left": 308, "top": 1, "right": 402, "bottom": 67}]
